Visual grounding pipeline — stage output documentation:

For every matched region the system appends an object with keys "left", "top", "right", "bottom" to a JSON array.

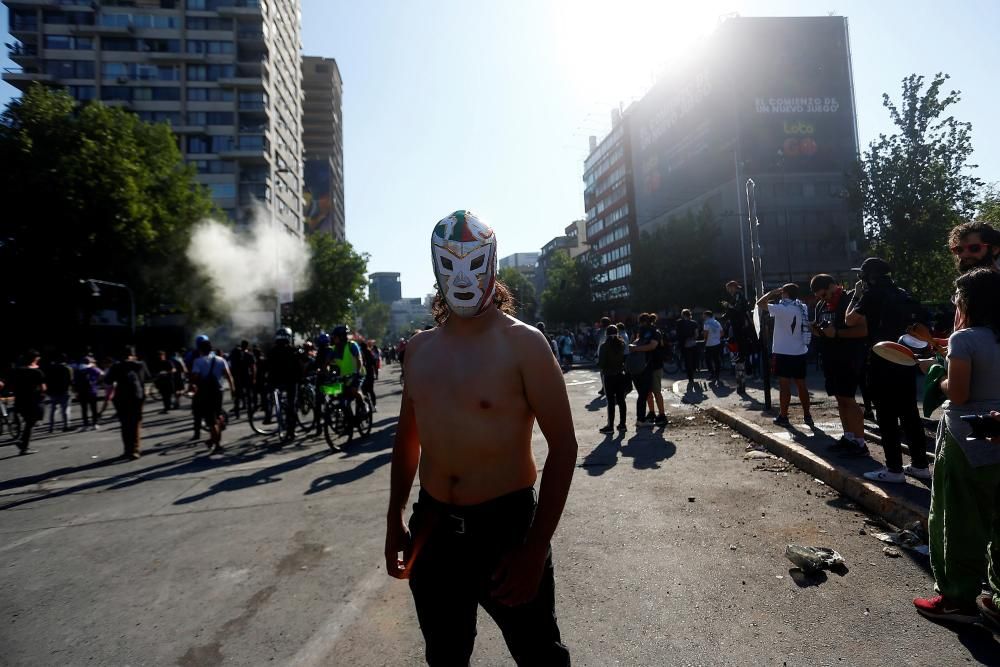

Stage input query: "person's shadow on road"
[
  {"left": 305, "top": 451, "right": 392, "bottom": 495},
  {"left": 580, "top": 433, "right": 624, "bottom": 476},
  {"left": 620, "top": 435, "right": 676, "bottom": 470},
  {"left": 172, "top": 449, "right": 332, "bottom": 505}
]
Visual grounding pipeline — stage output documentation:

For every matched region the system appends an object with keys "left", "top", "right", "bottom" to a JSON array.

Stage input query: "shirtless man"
[{"left": 384, "top": 210, "right": 577, "bottom": 666}]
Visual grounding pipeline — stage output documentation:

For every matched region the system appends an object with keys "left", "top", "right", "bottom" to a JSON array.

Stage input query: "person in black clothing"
[
  {"left": 597, "top": 325, "right": 629, "bottom": 433},
  {"left": 104, "top": 346, "right": 150, "bottom": 460},
  {"left": 360, "top": 338, "right": 378, "bottom": 411},
  {"left": 13, "top": 350, "right": 46, "bottom": 455},
  {"left": 723, "top": 281, "right": 757, "bottom": 386},
  {"left": 268, "top": 327, "right": 303, "bottom": 443},
  {"left": 629, "top": 313, "right": 660, "bottom": 427},
  {"left": 675, "top": 309, "right": 701, "bottom": 388},
  {"left": 45, "top": 353, "right": 73, "bottom": 432},
  {"left": 228, "top": 340, "right": 255, "bottom": 418},
  {"left": 845, "top": 258, "right": 930, "bottom": 482},
  {"left": 810, "top": 274, "right": 867, "bottom": 452},
  {"left": 151, "top": 350, "right": 176, "bottom": 414}
]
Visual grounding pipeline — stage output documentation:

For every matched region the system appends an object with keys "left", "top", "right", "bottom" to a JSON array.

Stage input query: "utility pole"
[{"left": 745, "top": 179, "right": 772, "bottom": 411}]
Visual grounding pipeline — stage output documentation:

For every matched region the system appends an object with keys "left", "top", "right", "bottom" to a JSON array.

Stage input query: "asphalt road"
[{"left": 1, "top": 365, "right": 998, "bottom": 666}]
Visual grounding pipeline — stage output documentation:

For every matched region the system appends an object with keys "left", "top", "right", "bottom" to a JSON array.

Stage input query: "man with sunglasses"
[{"left": 949, "top": 221, "right": 1000, "bottom": 331}]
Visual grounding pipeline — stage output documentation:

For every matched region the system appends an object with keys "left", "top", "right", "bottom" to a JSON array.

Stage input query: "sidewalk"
[{"left": 667, "top": 365, "right": 936, "bottom": 530}]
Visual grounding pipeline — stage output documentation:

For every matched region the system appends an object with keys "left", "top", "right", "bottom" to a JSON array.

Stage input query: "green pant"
[{"left": 928, "top": 427, "right": 1000, "bottom": 604}]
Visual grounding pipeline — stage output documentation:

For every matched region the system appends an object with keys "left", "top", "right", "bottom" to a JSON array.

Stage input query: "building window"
[
  {"left": 44, "top": 35, "right": 93, "bottom": 50},
  {"left": 186, "top": 16, "right": 231, "bottom": 30},
  {"left": 208, "top": 183, "right": 237, "bottom": 199},
  {"left": 186, "top": 40, "right": 235, "bottom": 55},
  {"left": 67, "top": 85, "right": 96, "bottom": 101},
  {"left": 46, "top": 60, "right": 95, "bottom": 79},
  {"left": 188, "top": 87, "right": 234, "bottom": 102},
  {"left": 187, "top": 64, "right": 235, "bottom": 82}
]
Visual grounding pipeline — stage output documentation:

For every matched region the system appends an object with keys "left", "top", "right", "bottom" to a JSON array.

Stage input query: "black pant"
[
  {"left": 79, "top": 395, "right": 99, "bottom": 427},
  {"left": 633, "top": 367, "right": 652, "bottom": 422},
  {"left": 868, "top": 354, "right": 929, "bottom": 472},
  {"left": 408, "top": 488, "right": 570, "bottom": 667},
  {"left": 682, "top": 347, "right": 699, "bottom": 383},
  {"left": 705, "top": 344, "right": 722, "bottom": 380},
  {"left": 115, "top": 401, "right": 143, "bottom": 456},
  {"left": 603, "top": 373, "right": 627, "bottom": 427}
]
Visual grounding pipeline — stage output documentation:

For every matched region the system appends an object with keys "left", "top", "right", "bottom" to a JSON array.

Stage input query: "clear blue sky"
[{"left": 3, "top": 0, "right": 998, "bottom": 298}]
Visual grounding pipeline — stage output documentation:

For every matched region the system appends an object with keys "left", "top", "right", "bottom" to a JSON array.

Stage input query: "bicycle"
[
  {"left": 296, "top": 376, "right": 317, "bottom": 430},
  {"left": 319, "top": 375, "right": 373, "bottom": 451},
  {"left": 247, "top": 386, "right": 291, "bottom": 441},
  {"left": 0, "top": 397, "right": 22, "bottom": 443}
]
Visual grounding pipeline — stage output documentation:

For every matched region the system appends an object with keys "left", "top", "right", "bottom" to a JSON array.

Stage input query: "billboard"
[
  {"left": 303, "top": 158, "right": 334, "bottom": 235},
  {"left": 730, "top": 17, "right": 858, "bottom": 175},
  {"left": 629, "top": 17, "right": 858, "bottom": 228}
]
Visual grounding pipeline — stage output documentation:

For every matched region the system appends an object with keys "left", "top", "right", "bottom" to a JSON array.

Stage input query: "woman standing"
[
  {"left": 597, "top": 325, "right": 629, "bottom": 434},
  {"left": 913, "top": 268, "right": 1000, "bottom": 629}
]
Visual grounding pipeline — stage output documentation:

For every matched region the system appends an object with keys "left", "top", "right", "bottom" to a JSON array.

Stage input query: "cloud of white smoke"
[{"left": 186, "top": 205, "right": 311, "bottom": 334}]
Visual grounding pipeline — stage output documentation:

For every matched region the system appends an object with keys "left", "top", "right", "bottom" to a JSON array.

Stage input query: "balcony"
[
  {"left": 9, "top": 19, "right": 40, "bottom": 36},
  {"left": 218, "top": 1, "right": 263, "bottom": 18},
  {"left": 218, "top": 75, "right": 264, "bottom": 88},
  {"left": 2, "top": 67, "right": 54, "bottom": 90},
  {"left": 147, "top": 51, "right": 202, "bottom": 63},
  {"left": 219, "top": 136, "right": 269, "bottom": 160},
  {"left": 5, "top": 0, "right": 93, "bottom": 7},
  {"left": 8, "top": 44, "right": 40, "bottom": 63},
  {"left": 71, "top": 22, "right": 133, "bottom": 36}
]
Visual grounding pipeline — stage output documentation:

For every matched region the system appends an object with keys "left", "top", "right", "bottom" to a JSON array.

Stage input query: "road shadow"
[
  {"left": 0, "top": 456, "right": 127, "bottom": 493},
  {"left": 174, "top": 448, "right": 332, "bottom": 505},
  {"left": 620, "top": 435, "right": 676, "bottom": 470},
  {"left": 585, "top": 396, "right": 606, "bottom": 413},
  {"left": 953, "top": 625, "right": 1000, "bottom": 663},
  {"left": 580, "top": 433, "right": 624, "bottom": 476},
  {"left": 305, "top": 451, "right": 392, "bottom": 495},
  {"left": 709, "top": 382, "right": 734, "bottom": 399}
]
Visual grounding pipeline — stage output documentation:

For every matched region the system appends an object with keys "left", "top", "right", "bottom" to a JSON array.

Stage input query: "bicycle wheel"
[
  {"left": 322, "top": 400, "right": 342, "bottom": 451},
  {"left": 355, "top": 397, "right": 373, "bottom": 439},
  {"left": 296, "top": 384, "right": 314, "bottom": 431},
  {"left": 2, "top": 412, "right": 21, "bottom": 443},
  {"left": 248, "top": 388, "right": 279, "bottom": 436}
]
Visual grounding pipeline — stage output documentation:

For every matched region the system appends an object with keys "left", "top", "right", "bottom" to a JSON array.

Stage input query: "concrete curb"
[{"left": 705, "top": 405, "right": 929, "bottom": 530}]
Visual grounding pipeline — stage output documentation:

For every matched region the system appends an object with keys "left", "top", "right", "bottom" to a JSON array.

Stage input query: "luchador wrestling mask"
[{"left": 431, "top": 210, "right": 497, "bottom": 319}]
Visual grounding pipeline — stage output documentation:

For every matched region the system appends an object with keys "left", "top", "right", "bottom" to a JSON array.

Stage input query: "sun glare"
[{"left": 551, "top": 0, "right": 724, "bottom": 121}]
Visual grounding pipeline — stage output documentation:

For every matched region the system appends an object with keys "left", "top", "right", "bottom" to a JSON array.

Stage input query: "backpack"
[
  {"left": 626, "top": 350, "right": 648, "bottom": 376},
  {"left": 117, "top": 363, "right": 145, "bottom": 404},
  {"left": 196, "top": 357, "right": 221, "bottom": 399}
]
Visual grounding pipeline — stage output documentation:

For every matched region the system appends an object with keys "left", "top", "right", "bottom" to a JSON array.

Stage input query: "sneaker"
[
  {"left": 863, "top": 468, "right": 905, "bottom": 483},
  {"left": 92, "top": 424, "right": 100, "bottom": 431},
  {"left": 976, "top": 594, "right": 1000, "bottom": 631},
  {"left": 599, "top": 425, "right": 614, "bottom": 434},
  {"left": 914, "top": 595, "right": 980, "bottom": 624},
  {"left": 17, "top": 448, "right": 37, "bottom": 456},
  {"left": 828, "top": 436, "right": 855, "bottom": 451},
  {"left": 617, "top": 423, "right": 627, "bottom": 432},
  {"left": 636, "top": 420, "right": 653, "bottom": 428},
  {"left": 839, "top": 444, "right": 871, "bottom": 459},
  {"left": 864, "top": 409, "right": 876, "bottom": 422},
  {"left": 773, "top": 415, "right": 791, "bottom": 427},
  {"left": 803, "top": 414, "right": 814, "bottom": 427},
  {"left": 655, "top": 415, "right": 668, "bottom": 426},
  {"left": 597, "top": 388, "right": 606, "bottom": 397},
  {"left": 903, "top": 464, "right": 932, "bottom": 481}
]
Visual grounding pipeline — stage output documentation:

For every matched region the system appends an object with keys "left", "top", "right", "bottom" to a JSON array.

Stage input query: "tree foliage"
[
  {"left": 630, "top": 205, "right": 720, "bottom": 312},
  {"left": 0, "top": 84, "right": 217, "bottom": 345},
  {"left": 978, "top": 184, "right": 1000, "bottom": 226},
  {"left": 851, "top": 73, "right": 983, "bottom": 301},
  {"left": 540, "top": 252, "right": 593, "bottom": 327},
  {"left": 353, "top": 298, "right": 390, "bottom": 342},
  {"left": 498, "top": 266, "right": 537, "bottom": 323},
  {"left": 284, "top": 234, "right": 368, "bottom": 336}
]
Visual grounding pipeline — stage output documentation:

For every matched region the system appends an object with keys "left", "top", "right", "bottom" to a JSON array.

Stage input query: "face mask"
[{"left": 431, "top": 210, "right": 497, "bottom": 319}]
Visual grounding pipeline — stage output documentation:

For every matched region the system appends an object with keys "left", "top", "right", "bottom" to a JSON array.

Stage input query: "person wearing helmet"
[
  {"left": 190, "top": 335, "right": 235, "bottom": 454},
  {"left": 310, "top": 332, "right": 336, "bottom": 435},
  {"left": 268, "top": 327, "right": 302, "bottom": 443},
  {"left": 384, "top": 210, "right": 575, "bottom": 665},
  {"left": 329, "top": 325, "right": 367, "bottom": 427}
]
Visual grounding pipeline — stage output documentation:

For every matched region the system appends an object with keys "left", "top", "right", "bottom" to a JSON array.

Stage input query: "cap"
[{"left": 851, "top": 257, "right": 892, "bottom": 277}]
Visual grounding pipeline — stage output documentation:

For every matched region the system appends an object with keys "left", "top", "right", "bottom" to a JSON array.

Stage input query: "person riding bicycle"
[
  {"left": 268, "top": 326, "right": 303, "bottom": 444},
  {"left": 329, "top": 325, "right": 367, "bottom": 426},
  {"left": 311, "top": 331, "right": 337, "bottom": 434}
]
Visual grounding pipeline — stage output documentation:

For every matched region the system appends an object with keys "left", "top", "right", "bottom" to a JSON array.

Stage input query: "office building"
[
  {"left": 499, "top": 252, "right": 539, "bottom": 282},
  {"left": 368, "top": 271, "right": 401, "bottom": 304},
  {"left": 535, "top": 220, "right": 587, "bottom": 296},
  {"left": 4, "top": 0, "right": 305, "bottom": 241},
  {"left": 628, "top": 15, "right": 861, "bottom": 288},
  {"left": 302, "top": 55, "right": 344, "bottom": 240},
  {"left": 583, "top": 108, "right": 637, "bottom": 306}
]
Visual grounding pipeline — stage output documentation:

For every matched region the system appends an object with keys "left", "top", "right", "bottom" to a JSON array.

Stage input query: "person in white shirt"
[
  {"left": 702, "top": 311, "right": 724, "bottom": 383},
  {"left": 757, "top": 283, "right": 813, "bottom": 427}
]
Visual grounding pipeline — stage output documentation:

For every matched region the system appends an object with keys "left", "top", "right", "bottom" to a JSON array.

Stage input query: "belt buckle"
[{"left": 448, "top": 513, "right": 466, "bottom": 535}]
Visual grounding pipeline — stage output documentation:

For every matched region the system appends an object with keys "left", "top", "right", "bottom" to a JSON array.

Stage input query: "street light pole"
[
  {"left": 746, "top": 179, "right": 772, "bottom": 411},
  {"left": 81, "top": 279, "right": 136, "bottom": 339}
]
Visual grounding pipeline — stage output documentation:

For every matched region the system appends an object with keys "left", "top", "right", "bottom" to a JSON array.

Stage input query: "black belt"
[{"left": 417, "top": 487, "right": 535, "bottom": 536}]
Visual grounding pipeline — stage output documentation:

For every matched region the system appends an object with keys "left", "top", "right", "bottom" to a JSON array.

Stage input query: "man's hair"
[
  {"left": 616, "top": 321, "right": 626, "bottom": 330},
  {"left": 954, "top": 267, "right": 1000, "bottom": 338},
  {"left": 725, "top": 280, "right": 742, "bottom": 289},
  {"left": 781, "top": 283, "right": 799, "bottom": 300},
  {"left": 123, "top": 345, "right": 136, "bottom": 359},
  {"left": 647, "top": 313, "right": 658, "bottom": 324},
  {"left": 704, "top": 310, "right": 714, "bottom": 317},
  {"left": 681, "top": 309, "right": 692, "bottom": 319},
  {"left": 432, "top": 280, "right": 515, "bottom": 325},
  {"left": 809, "top": 274, "right": 836, "bottom": 293},
  {"left": 26, "top": 348, "right": 40, "bottom": 362},
  {"left": 948, "top": 220, "right": 1000, "bottom": 249},
  {"left": 600, "top": 316, "right": 611, "bottom": 327}
]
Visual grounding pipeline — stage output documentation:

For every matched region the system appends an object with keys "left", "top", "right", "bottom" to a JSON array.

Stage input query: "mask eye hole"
[
  {"left": 440, "top": 257, "right": 453, "bottom": 271},
  {"left": 470, "top": 255, "right": 485, "bottom": 271}
]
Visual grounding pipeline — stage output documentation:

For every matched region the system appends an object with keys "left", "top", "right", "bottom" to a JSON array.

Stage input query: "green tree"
[
  {"left": 978, "top": 184, "right": 1000, "bottom": 226},
  {"left": 353, "top": 298, "right": 391, "bottom": 341},
  {"left": 540, "top": 252, "right": 593, "bottom": 326},
  {"left": 284, "top": 234, "right": 368, "bottom": 336},
  {"left": 498, "top": 266, "right": 537, "bottom": 322},
  {"left": 852, "top": 73, "right": 983, "bottom": 301},
  {"left": 630, "top": 205, "right": 720, "bottom": 311},
  {"left": 0, "top": 84, "right": 218, "bottom": 345}
]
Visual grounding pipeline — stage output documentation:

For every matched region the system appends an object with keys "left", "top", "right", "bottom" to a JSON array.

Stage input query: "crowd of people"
[{"left": 0, "top": 325, "right": 391, "bottom": 459}]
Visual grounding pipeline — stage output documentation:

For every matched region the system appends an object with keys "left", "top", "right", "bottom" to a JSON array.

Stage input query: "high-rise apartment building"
[
  {"left": 301, "top": 55, "right": 344, "bottom": 241},
  {"left": 4, "top": 0, "right": 304, "bottom": 239},
  {"left": 583, "top": 109, "right": 636, "bottom": 306}
]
